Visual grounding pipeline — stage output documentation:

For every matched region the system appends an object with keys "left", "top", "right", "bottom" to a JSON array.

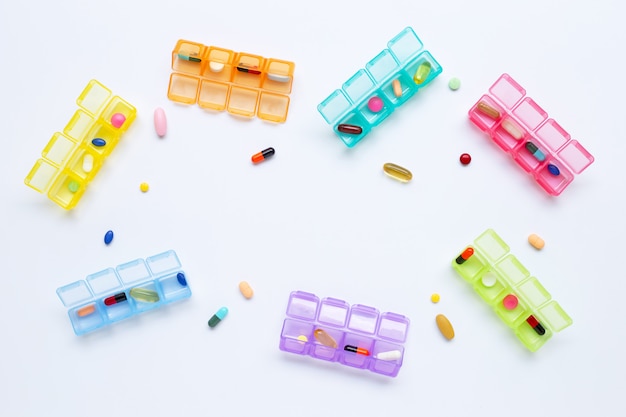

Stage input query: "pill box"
[
  {"left": 317, "top": 27, "right": 442, "bottom": 147},
  {"left": 167, "top": 39, "right": 295, "bottom": 123},
  {"left": 279, "top": 291, "right": 410, "bottom": 377},
  {"left": 24, "top": 80, "right": 136, "bottom": 210},
  {"left": 451, "top": 229, "right": 572, "bottom": 352},
  {"left": 56, "top": 250, "right": 191, "bottom": 336},
  {"left": 468, "top": 74, "right": 594, "bottom": 196}
]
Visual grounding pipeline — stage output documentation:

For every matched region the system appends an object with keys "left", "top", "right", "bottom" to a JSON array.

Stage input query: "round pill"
[
  {"left": 68, "top": 180, "right": 80, "bottom": 193},
  {"left": 481, "top": 272, "right": 497, "bottom": 287},
  {"left": 528, "top": 234, "right": 545, "bottom": 250},
  {"left": 547, "top": 164, "right": 560, "bottom": 176},
  {"left": 111, "top": 113, "right": 126, "bottom": 129},
  {"left": 176, "top": 272, "right": 187, "bottom": 286},
  {"left": 431, "top": 293, "right": 440, "bottom": 303},
  {"left": 104, "top": 230, "right": 114, "bottom": 245},
  {"left": 297, "top": 335, "right": 308, "bottom": 342},
  {"left": 92, "top": 138, "right": 106, "bottom": 147},
  {"left": 238, "top": 281, "right": 254, "bottom": 299},
  {"left": 436, "top": 314, "right": 455, "bottom": 340},
  {"left": 140, "top": 182, "right": 149, "bottom": 192},
  {"left": 448, "top": 77, "right": 461, "bottom": 90},
  {"left": 460, "top": 153, "right": 472, "bottom": 165},
  {"left": 154, "top": 107, "right": 167, "bottom": 137},
  {"left": 503, "top": 294, "right": 519, "bottom": 310},
  {"left": 209, "top": 61, "right": 225, "bottom": 73},
  {"left": 367, "top": 96, "right": 384, "bottom": 113}
]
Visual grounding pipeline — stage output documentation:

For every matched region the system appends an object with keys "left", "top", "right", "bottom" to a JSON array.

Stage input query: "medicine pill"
[
  {"left": 91, "top": 138, "right": 106, "bottom": 147},
  {"left": 111, "top": 113, "right": 126, "bottom": 129},
  {"left": 383, "top": 163, "right": 412, "bottom": 183},
  {"left": 236, "top": 64, "right": 261, "bottom": 74},
  {"left": 140, "top": 182, "right": 149, "bottom": 192},
  {"left": 477, "top": 101, "right": 501, "bottom": 120},
  {"left": 104, "top": 230, "right": 114, "bottom": 245},
  {"left": 82, "top": 154, "right": 94, "bottom": 173},
  {"left": 238, "top": 281, "right": 254, "bottom": 299},
  {"left": 104, "top": 292, "right": 127, "bottom": 306},
  {"left": 413, "top": 61, "right": 431, "bottom": 84},
  {"left": 251, "top": 147, "right": 275, "bottom": 164},
  {"left": 313, "top": 329, "right": 337, "bottom": 348},
  {"left": 208, "top": 307, "right": 229, "bottom": 328},
  {"left": 431, "top": 293, "right": 440, "bottom": 303},
  {"left": 503, "top": 294, "right": 519, "bottom": 310},
  {"left": 526, "top": 315, "right": 546, "bottom": 336},
  {"left": 176, "top": 272, "right": 188, "bottom": 286},
  {"left": 267, "top": 73, "right": 291, "bottom": 83},
  {"left": 297, "top": 335, "right": 308, "bottom": 342},
  {"left": 392, "top": 79, "right": 402, "bottom": 97},
  {"left": 154, "top": 107, "right": 167, "bottom": 137},
  {"left": 525, "top": 141, "right": 546, "bottom": 161},
  {"left": 130, "top": 287, "right": 160, "bottom": 303},
  {"left": 178, "top": 53, "right": 201, "bottom": 62},
  {"left": 448, "top": 77, "right": 461, "bottom": 90},
  {"left": 460, "top": 153, "right": 471, "bottom": 165},
  {"left": 209, "top": 61, "right": 224, "bottom": 72},
  {"left": 337, "top": 124, "right": 362, "bottom": 135},
  {"left": 344, "top": 345, "right": 370, "bottom": 356},
  {"left": 77, "top": 304, "right": 96, "bottom": 317},
  {"left": 436, "top": 314, "right": 455, "bottom": 340},
  {"left": 68, "top": 180, "right": 80, "bottom": 193},
  {"left": 375, "top": 350, "right": 402, "bottom": 361},
  {"left": 455, "top": 247, "right": 474, "bottom": 264},
  {"left": 481, "top": 272, "right": 497, "bottom": 287},
  {"left": 367, "top": 96, "right": 384, "bottom": 113},
  {"left": 547, "top": 164, "right": 560, "bottom": 176},
  {"left": 528, "top": 234, "right": 545, "bottom": 250},
  {"left": 501, "top": 119, "right": 524, "bottom": 140}
]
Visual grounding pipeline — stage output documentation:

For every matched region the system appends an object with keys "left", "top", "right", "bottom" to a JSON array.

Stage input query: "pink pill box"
[{"left": 468, "top": 74, "right": 594, "bottom": 196}]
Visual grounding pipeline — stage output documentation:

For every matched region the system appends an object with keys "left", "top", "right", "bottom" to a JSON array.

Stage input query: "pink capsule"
[{"left": 154, "top": 107, "right": 167, "bottom": 137}]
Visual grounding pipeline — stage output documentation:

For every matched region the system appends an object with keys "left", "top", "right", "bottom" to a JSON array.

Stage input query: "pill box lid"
[
  {"left": 317, "top": 89, "right": 351, "bottom": 125},
  {"left": 286, "top": 291, "right": 320, "bottom": 321},
  {"left": 116, "top": 258, "right": 152, "bottom": 285},
  {"left": 516, "top": 277, "right": 551, "bottom": 309},
  {"left": 347, "top": 304, "right": 380, "bottom": 334},
  {"left": 57, "top": 280, "right": 94, "bottom": 307},
  {"left": 342, "top": 69, "right": 376, "bottom": 104},
  {"left": 474, "top": 229, "right": 510, "bottom": 263},
  {"left": 24, "top": 159, "right": 59, "bottom": 194},
  {"left": 317, "top": 297, "right": 350, "bottom": 327},
  {"left": 86, "top": 268, "right": 123, "bottom": 296},
  {"left": 377, "top": 312, "right": 410, "bottom": 342},
  {"left": 365, "top": 49, "right": 400, "bottom": 84},
  {"left": 537, "top": 300, "right": 573, "bottom": 333},
  {"left": 76, "top": 80, "right": 112, "bottom": 116},
  {"left": 387, "top": 27, "right": 424, "bottom": 65},
  {"left": 146, "top": 250, "right": 181, "bottom": 276}
]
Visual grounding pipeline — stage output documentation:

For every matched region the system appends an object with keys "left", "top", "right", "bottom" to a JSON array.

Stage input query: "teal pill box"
[
  {"left": 317, "top": 27, "right": 442, "bottom": 147},
  {"left": 56, "top": 250, "right": 191, "bottom": 336}
]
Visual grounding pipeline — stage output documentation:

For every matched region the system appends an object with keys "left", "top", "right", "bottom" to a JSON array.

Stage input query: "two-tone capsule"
[
  {"left": 236, "top": 64, "right": 261, "bottom": 74},
  {"left": 525, "top": 142, "right": 546, "bottom": 162},
  {"left": 455, "top": 247, "right": 474, "bottom": 264},
  {"left": 208, "top": 307, "right": 228, "bottom": 328},
  {"left": 104, "top": 292, "right": 127, "bottom": 306},
  {"left": 251, "top": 147, "right": 275, "bottom": 164},
  {"left": 526, "top": 315, "right": 546, "bottom": 336},
  {"left": 178, "top": 53, "right": 201, "bottom": 62},
  {"left": 344, "top": 345, "right": 370, "bottom": 356}
]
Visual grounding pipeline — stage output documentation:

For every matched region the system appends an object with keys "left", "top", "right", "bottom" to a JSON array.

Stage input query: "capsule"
[
  {"left": 176, "top": 272, "right": 188, "bottom": 286},
  {"left": 337, "top": 124, "right": 363, "bottom": 135},
  {"left": 104, "top": 292, "right": 127, "bottom": 306},
  {"left": 413, "top": 61, "right": 432, "bottom": 84},
  {"left": 104, "top": 230, "right": 114, "bottom": 245},
  {"left": 526, "top": 315, "right": 546, "bottom": 336},
  {"left": 236, "top": 64, "right": 261, "bottom": 74},
  {"left": 238, "top": 281, "right": 254, "bottom": 299},
  {"left": 82, "top": 154, "right": 94, "bottom": 173},
  {"left": 383, "top": 163, "right": 413, "bottom": 183},
  {"left": 208, "top": 307, "right": 228, "bottom": 328},
  {"left": 129, "top": 287, "right": 160, "bottom": 303},
  {"left": 525, "top": 141, "right": 546, "bottom": 161},
  {"left": 177, "top": 53, "right": 201, "bottom": 62},
  {"left": 251, "top": 147, "right": 275, "bottom": 164},
  {"left": 344, "top": 345, "right": 370, "bottom": 356},
  {"left": 313, "top": 328, "right": 337, "bottom": 348},
  {"left": 501, "top": 119, "right": 524, "bottom": 140},
  {"left": 375, "top": 350, "right": 402, "bottom": 361},
  {"left": 455, "top": 247, "right": 474, "bottom": 264},
  {"left": 77, "top": 304, "right": 96, "bottom": 317},
  {"left": 477, "top": 101, "right": 501, "bottom": 120},
  {"left": 392, "top": 79, "right": 402, "bottom": 97},
  {"left": 91, "top": 138, "right": 106, "bottom": 147}
]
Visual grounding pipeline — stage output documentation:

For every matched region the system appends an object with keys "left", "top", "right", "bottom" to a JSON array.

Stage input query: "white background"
[{"left": 1, "top": 0, "right": 625, "bottom": 415}]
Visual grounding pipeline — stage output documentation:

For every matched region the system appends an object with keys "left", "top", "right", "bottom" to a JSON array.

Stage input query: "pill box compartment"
[
  {"left": 494, "top": 292, "right": 529, "bottom": 327},
  {"left": 534, "top": 158, "right": 574, "bottom": 195},
  {"left": 340, "top": 333, "right": 375, "bottom": 368},
  {"left": 129, "top": 281, "right": 162, "bottom": 313},
  {"left": 285, "top": 291, "right": 320, "bottom": 321},
  {"left": 227, "top": 86, "right": 260, "bottom": 117},
  {"left": 202, "top": 47, "right": 235, "bottom": 83},
  {"left": 347, "top": 304, "right": 379, "bottom": 335},
  {"left": 280, "top": 319, "right": 315, "bottom": 354},
  {"left": 257, "top": 92, "right": 290, "bottom": 123},
  {"left": 67, "top": 145, "right": 102, "bottom": 181},
  {"left": 473, "top": 269, "right": 507, "bottom": 304},
  {"left": 492, "top": 117, "right": 527, "bottom": 151},
  {"left": 317, "top": 297, "right": 349, "bottom": 328},
  {"left": 494, "top": 255, "right": 530, "bottom": 287},
  {"left": 157, "top": 272, "right": 191, "bottom": 302},
  {"left": 512, "top": 140, "right": 548, "bottom": 173},
  {"left": 198, "top": 80, "right": 230, "bottom": 111},
  {"left": 41, "top": 133, "right": 77, "bottom": 168},
  {"left": 47, "top": 169, "right": 87, "bottom": 209},
  {"left": 262, "top": 59, "right": 295, "bottom": 94},
  {"left": 233, "top": 53, "right": 265, "bottom": 88},
  {"left": 168, "top": 73, "right": 200, "bottom": 104},
  {"left": 468, "top": 96, "right": 503, "bottom": 131},
  {"left": 101, "top": 96, "right": 137, "bottom": 132},
  {"left": 488, "top": 74, "right": 525, "bottom": 110},
  {"left": 451, "top": 246, "right": 487, "bottom": 283},
  {"left": 172, "top": 40, "right": 205, "bottom": 75},
  {"left": 402, "top": 51, "right": 441, "bottom": 89},
  {"left": 370, "top": 340, "right": 404, "bottom": 376},
  {"left": 84, "top": 121, "right": 120, "bottom": 158},
  {"left": 64, "top": 110, "right": 95, "bottom": 142},
  {"left": 68, "top": 303, "right": 105, "bottom": 334},
  {"left": 311, "top": 327, "right": 344, "bottom": 361}
]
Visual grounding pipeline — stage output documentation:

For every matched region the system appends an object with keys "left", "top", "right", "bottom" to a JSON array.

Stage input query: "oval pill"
[
  {"left": 111, "top": 113, "right": 126, "bottom": 129},
  {"left": 413, "top": 61, "right": 432, "bottom": 84},
  {"left": 176, "top": 272, "right": 187, "bottom": 286},
  {"left": 77, "top": 304, "right": 96, "bottom": 317},
  {"left": 154, "top": 107, "right": 167, "bottom": 137},
  {"left": 375, "top": 350, "right": 402, "bottom": 361},
  {"left": 337, "top": 124, "right": 362, "bottom": 135},
  {"left": 82, "top": 154, "right": 94, "bottom": 173},
  {"left": 104, "top": 230, "right": 114, "bottom": 245},
  {"left": 547, "top": 164, "right": 560, "bottom": 176},
  {"left": 383, "top": 163, "right": 412, "bottom": 183},
  {"left": 92, "top": 138, "right": 106, "bottom": 147},
  {"left": 436, "top": 314, "right": 455, "bottom": 340},
  {"left": 392, "top": 79, "right": 402, "bottom": 97},
  {"left": 238, "top": 281, "right": 254, "bottom": 299},
  {"left": 477, "top": 101, "right": 501, "bottom": 120},
  {"left": 314, "top": 328, "right": 337, "bottom": 348},
  {"left": 528, "top": 234, "right": 545, "bottom": 250},
  {"left": 501, "top": 119, "right": 524, "bottom": 140}
]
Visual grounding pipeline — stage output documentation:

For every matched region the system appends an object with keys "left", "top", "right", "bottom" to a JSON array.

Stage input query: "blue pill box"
[
  {"left": 56, "top": 250, "right": 191, "bottom": 336},
  {"left": 317, "top": 27, "right": 442, "bottom": 147}
]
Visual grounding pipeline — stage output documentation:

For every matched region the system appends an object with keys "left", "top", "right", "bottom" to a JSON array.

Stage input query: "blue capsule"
[
  {"left": 92, "top": 138, "right": 106, "bottom": 147},
  {"left": 104, "top": 230, "right": 114, "bottom": 245},
  {"left": 525, "top": 141, "right": 546, "bottom": 162},
  {"left": 177, "top": 272, "right": 187, "bottom": 286},
  {"left": 208, "top": 307, "right": 228, "bottom": 328},
  {"left": 547, "top": 164, "right": 560, "bottom": 176}
]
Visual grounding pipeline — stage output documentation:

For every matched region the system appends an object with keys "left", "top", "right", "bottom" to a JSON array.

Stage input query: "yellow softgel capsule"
[
  {"left": 413, "top": 61, "right": 432, "bottom": 84},
  {"left": 140, "top": 182, "right": 149, "bottom": 192},
  {"left": 436, "top": 314, "right": 455, "bottom": 340},
  {"left": 431, "top": 293, "right": 440, "bottom": 303},
  {"left": 528, "top": 234, "right": 545, "bottom": 250},
  {"left": 383, "top": 163, "right": 412, "bottom": 183}
]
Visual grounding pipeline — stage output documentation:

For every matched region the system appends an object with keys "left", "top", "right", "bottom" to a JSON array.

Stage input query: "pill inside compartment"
[
  {"left": 157, "top": 271, "right": 191, "bottom": 302},
  {"left": 280, "top": 319, "right": 315, "bottom": 354},
  {"left": 357, "top": 91, "right": 392, "bottom": 125},
  {"left": 340, "top": 333, "right": 374, "bottom": 369},
  {"left": 469, "top": 96, "right": 503, "bottom": 131},
  {"left": 129, "top": 282, "right": 162, "bottom": 313},
  {"left": 261, "top": 59, "right": 294, "bottom": 94},
  {"left": 534, "top": 158, "right": 574, "bottom": 196},
  {"left": 451, "top": 246, "right": 487, "bottom": 283},
  {"left": 172, "top": 41, "right": 205, "bottom": 75},
  {"left": 232, "top": 53, "right": 265, "bottom": 88},
  {"left": 403, "top": 52, "right": 440, "bottom": 88},
  {"left": 67, "top": 145, "right": 103, "bottom": 182},
  {"left": 69, "top": 303, "right": 105, "bottom": 334},
  {"left": 101, "top": 97, "right": 136, "bottom": 133},
  {"left": 512, "top": 140, "right": 549, "bottom": 173},
  {"left": 311, "top": 327, "right": 344, "bottom": 361},
  {"left": 334, "top": 112, "right": 370, "bottom": 147},
  {"left": 492, "top": 117, "right": 527, "bottom": 151},
  {"left": 473, "top": 269, "right": 508, "bottom": 304},
  {"left": 201, "top": 47, "right": 235, "bottom": 83}
]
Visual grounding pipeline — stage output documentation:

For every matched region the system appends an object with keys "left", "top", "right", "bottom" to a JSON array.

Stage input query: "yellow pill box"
[
  {"left": 167, "top": 40, "right": 295, "bottom": 123},
  {"left": 452, "top": 229, "right": 572, "bottom": 352},
  {"left": 24, "top": 80, "right": 136, "bottom": 210}
]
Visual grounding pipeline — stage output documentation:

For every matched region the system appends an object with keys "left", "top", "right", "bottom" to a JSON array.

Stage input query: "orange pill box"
[{"left": 167, "top": 40, "right": 295, "bottom": 123}]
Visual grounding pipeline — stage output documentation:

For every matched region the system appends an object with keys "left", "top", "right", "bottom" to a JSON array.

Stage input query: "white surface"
[{"left": 1, "top": 0, "right": 624, "bottom": 415}]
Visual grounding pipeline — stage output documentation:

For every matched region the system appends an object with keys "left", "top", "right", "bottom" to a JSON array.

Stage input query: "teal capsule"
[
  {"left": 208, "top": 307, "right": 228, "bottom": 328},
  {"left": 525, "top": 141, "right": 546, "bottom": 162}
]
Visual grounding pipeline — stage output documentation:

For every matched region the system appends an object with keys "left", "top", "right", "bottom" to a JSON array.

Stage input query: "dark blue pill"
[
  {"left": 104, "top": 230, "right": 114, "bottom": 245},
  {"left": 177, "top": 272, "right": 187, "bottom": 286},
  {"left": 92, "top": 138, "right": 106, "bottom": 147},
  {"left": 547, "top": 164, "right": 560, "bottom": 176}
]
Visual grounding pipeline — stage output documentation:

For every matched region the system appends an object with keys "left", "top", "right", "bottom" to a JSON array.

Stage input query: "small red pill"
[{"left": 460, "top": 153, "right": 471, "bottom": 165}]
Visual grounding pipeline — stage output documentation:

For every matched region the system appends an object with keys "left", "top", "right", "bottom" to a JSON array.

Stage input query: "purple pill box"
[{"left": 279, "top": 291, "right": 410, "bottom": 377}]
